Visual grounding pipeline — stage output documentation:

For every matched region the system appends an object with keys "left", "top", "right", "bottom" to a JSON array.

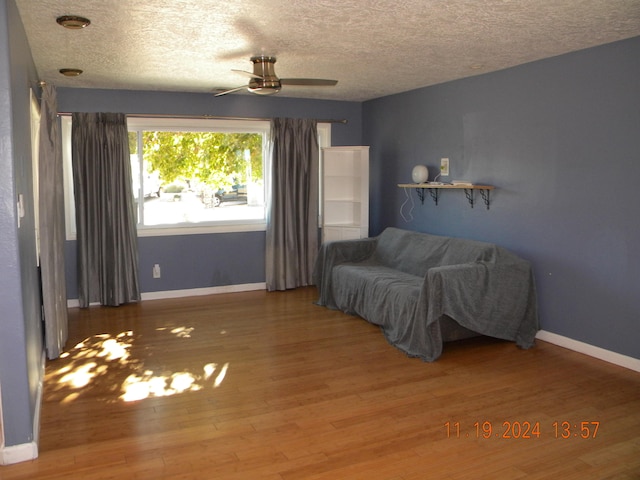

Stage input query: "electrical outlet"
[
  {"left": 153, "top": 264, "right": 161, "bottom": 278},
  {"left": 440, "top": 158, "right": 450, "bottom": 176}
]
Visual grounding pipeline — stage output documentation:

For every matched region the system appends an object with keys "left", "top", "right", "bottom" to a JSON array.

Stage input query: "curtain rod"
[{"left": 56, "top": 112, "right": 348, "bottom": 124}]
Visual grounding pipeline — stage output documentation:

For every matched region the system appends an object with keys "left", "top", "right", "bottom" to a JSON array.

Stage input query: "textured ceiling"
[{"left": 15, "top": 0, "right": 640, "bottom": 102}]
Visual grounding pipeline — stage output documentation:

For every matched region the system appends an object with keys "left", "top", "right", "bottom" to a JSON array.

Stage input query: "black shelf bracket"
[
  {"left": 464, "top": 189, "right": 474, "bottom": 208},
  {"left": 479, "top": 189, "right": 491, "bottom": 210},
  {"left": 428, "top": 188, "right": 440, "bottom": 206},
  {"left": 415, "top": 188, "right": 425, "bottom": 204}
]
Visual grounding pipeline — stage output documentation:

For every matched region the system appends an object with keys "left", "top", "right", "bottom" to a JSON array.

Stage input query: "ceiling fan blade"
[
  {"left": 220, "top": 57, "right": 338, "bottom": 96},
  {"left": 232, "top": 69, "right": 263, "bottom": 79},
  {"left": 213, "top": 86, "right": 247, "bottom": 97},
  {"left": 280, "top": 78, "right": 338, "bottom": 86}
]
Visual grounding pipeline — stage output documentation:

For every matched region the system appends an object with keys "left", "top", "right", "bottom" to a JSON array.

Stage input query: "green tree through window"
[
  {"left": 126, "top": 119, "right": 269, "bottom": 228},
  {"left": 141, "top": 131, "right": 262, "bottom": 190}
]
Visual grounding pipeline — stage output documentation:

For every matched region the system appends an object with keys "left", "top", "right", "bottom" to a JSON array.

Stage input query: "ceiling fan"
[{"left": 214, "top": 56, "right": 338, "bottom": 96}]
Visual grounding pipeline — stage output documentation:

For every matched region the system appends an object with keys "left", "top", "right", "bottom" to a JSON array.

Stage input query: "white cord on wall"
[{"left": 400, "top": 187, "right": 414, "bottom": 222}]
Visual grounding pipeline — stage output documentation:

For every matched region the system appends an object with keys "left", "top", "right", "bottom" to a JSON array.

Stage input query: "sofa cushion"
[
  {"left": 332, "top": 263, "right": 422, "bottom": 327},
  {"left": 332, "top": 262, "right": 479, "bottom": 345},
  {"left": 374, "top": 227, "right": 497, "bottom": 276}
]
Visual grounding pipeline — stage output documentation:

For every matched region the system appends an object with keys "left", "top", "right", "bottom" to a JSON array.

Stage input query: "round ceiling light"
[
  {"left": 56, "top": 15, "right": 91, "bottom": 29},
  {"left": 59, "top": 68, "right": 83, "bottom": 77}
]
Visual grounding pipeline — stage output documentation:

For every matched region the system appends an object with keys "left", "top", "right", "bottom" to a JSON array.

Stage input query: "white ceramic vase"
[{"left": 411, "top": 165, "right": 429, "bottom": 183}]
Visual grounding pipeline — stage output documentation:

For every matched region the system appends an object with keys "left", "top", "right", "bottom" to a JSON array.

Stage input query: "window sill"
[
  {"left": 137, "top": 222, "right": 266, "bottom": 237},
  {"left": 66, "top": 222, "right": 266, "bottom": 241}
]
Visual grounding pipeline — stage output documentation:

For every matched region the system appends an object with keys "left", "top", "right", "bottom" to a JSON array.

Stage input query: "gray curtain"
[
  {"left": 266, "top": 118, "right": 319, "bottom": 291},
  {"left": 38, "top": 85, "right": 68, "bottom": 359},
  {"left": 71, "top": 112, "right": 140, "bottom": 307}
]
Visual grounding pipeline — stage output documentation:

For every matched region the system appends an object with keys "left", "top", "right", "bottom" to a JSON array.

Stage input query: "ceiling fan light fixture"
[
  {"left": 59, "top": 68, "right": 83, "bottom": 77},
  {"left": 248, "top": 56, "right": 281, "bottom": 94},
  {"left": 248, "top": 86, "right": 281, "bottom": 95},
  {"left": 56, "top": 15, "right": 91, "bottom": 29},
  {"left": 251, "top": 56, "right": 278, "bottom": 76}
]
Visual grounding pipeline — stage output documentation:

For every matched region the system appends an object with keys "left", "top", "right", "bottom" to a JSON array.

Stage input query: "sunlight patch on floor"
[
  {"left": 214, "top": 363, "right": 229, "bottom": 387},
  {"left": 157, "top": 326, "right": 195, "bottom": 338},
  {"left": 59, "top": 361, "right": 98, "bottom": 388},
  {"left": 121, "top": 362, "right": 229, "bottom": 401},
  {"left": 48, "top": 327, "right": 229, "bottom": 404}
]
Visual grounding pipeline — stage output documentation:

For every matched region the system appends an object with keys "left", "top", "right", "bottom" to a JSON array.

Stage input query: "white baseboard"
[
  {"left": 140, "top": 282, "right": 266, "bottom": 301},
  {"left": 536, "top": 330, "right": 640, "bottom": 373},
  {"left": 67, "top": 282, "right": 266, "bottom": 308},
  {"left": 0, "top": 350, "right": 44, "bottom": 466},
  {"left": 0, "top": 442, "right": 38, "bottom": 465}
]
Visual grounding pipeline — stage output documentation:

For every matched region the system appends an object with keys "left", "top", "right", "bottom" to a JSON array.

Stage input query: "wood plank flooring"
[{"left": 2, "top": 287, "right": 640, "bottom": 479}]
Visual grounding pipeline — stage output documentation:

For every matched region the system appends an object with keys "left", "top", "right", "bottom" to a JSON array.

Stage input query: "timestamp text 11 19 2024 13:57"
[{"left": 444, "top": 421, "right": 600, "bottom": 439}]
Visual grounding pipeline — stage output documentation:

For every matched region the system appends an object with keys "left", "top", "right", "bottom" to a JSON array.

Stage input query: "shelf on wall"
[{"left": 397, "top": 183, "right": 495, "bottom": 209}]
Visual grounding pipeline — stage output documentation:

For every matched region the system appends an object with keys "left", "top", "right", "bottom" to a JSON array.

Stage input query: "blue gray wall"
[
  {"left": 57, "top": 88, "right": 363, "bottom": 297},
  {"left": 0, "top": 0, "right": 44, "bottom": 448},
  {"left": 363, "top": 36, "right": 640, "bottom": 360}
]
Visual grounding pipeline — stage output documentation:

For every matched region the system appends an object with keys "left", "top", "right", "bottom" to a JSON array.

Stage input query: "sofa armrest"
[
  {"left": 425, "top": 261, "right": 538, "bottom": 349},
  {"left": 313, "top": 237, "right": 378, "bottom": 307}
]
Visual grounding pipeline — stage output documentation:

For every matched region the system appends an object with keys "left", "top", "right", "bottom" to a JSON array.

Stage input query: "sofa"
[{"left": 313, "top": 227, "right": 539, "bottom": 361}]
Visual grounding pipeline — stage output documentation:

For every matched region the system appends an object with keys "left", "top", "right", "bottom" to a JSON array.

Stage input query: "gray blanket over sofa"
[{"left": 313, "top": 227, "right": 539, "bottom": 361}]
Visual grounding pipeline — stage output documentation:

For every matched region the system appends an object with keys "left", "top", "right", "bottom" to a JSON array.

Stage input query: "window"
[
  {"left": 127, "top": 117, "right": 270, "bottom": 235},
  {"left": 62, "top": 117, "right": 331, "bottom": 238}
]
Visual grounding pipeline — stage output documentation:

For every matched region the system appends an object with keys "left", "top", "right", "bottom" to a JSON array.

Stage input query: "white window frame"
[
  {"left": 62, "top": 117, "right": 331, "bottom": 239},
  {"left": 128, "top": 117, "right": 270, "bottom": 237},
  {"left": 61, "top": 115, "right": 74, "bottom": 239}
]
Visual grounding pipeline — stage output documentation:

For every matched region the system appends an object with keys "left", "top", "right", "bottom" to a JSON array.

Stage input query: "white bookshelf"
[{"left": 321, "top": 146, "right": 369, "bottom": 243}]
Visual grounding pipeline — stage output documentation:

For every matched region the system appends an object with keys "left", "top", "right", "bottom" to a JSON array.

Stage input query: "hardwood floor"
[{"left": 3, "top": 287, "right": 640, "bottom": 479}]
